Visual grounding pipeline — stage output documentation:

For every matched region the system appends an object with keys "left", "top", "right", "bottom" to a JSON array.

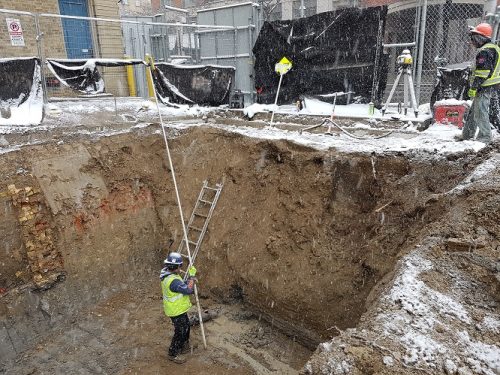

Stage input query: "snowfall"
[{"left": 1, "top": 95, "right": 499, "bottom": 374}]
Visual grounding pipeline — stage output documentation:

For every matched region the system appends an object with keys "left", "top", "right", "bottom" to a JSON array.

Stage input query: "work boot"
[{"left": 168, "top": 354, "right": 187, "bottom": 364}]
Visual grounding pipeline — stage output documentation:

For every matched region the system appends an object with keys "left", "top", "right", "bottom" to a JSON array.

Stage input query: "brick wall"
[
  {"left": 1, "top": 0, "right": 130, "bottom": 97},
  {"left": 0, "top": 1, "right": 65, "bottom": 58}
]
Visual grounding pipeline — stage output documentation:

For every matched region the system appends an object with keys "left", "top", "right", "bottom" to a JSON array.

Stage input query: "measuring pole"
[
  {"left": 270, "top": 73, "right": 284, "bottom": 124},
  {"left": 146, "top": 61, "right": 207, "bottom": 350},
  {"left": 270, "top": 56, "right": 293, "bottom": 126}
]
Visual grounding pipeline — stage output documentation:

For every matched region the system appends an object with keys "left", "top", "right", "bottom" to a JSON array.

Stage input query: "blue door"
[{"left": 58, "top": 0, "right": 94, "bottom": 59}]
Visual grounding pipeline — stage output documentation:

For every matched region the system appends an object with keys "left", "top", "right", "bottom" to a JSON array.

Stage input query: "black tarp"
[
  {"left": 253, "top": 7, "right": 388, "bottom": 105},
  {"left": 47, "top": 59, "right": 144, "bottom": 94},
  {"left": 430, "top": 64, "right": 470, "bottom": 109},
  {"left": 0, "top": 57, "right": 40, "bottom": 106},
  {"left": 0, "top": 57, "right": 44, "bottom": 125},
  {"left": 153, "top": 63, "right": 235, "bottom": 106}
]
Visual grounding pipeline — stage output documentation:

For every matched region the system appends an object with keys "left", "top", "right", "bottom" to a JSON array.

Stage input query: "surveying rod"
[
  {"left": 146, "top": 60, "right": 208, "bottom": 349},
  {"left": 270, "top": 73, "right": 284, "bottom": 125}
]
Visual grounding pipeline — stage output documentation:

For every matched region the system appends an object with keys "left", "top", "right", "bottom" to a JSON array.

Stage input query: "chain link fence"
[
  {"left": 1, "top": 2, "right": 495, "bottom": 107},
  {"left": 0, "top": 10, "right": 39, "bottom": 58},
  {"left": 384, "top": 0, "right": 487, "bottom": 105},
  {"left": 1, "top": 7, "right": 242, "bottom": 102}
]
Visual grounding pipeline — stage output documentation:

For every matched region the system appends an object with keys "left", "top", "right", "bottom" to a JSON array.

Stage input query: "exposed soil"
[{"left": 1, "top": 105, "right": 499, "bottom": 374}]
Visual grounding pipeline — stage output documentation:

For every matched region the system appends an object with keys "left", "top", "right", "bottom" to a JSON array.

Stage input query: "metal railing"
[{"left": 0, "top": 8, "right": 241, "bottom": 103}]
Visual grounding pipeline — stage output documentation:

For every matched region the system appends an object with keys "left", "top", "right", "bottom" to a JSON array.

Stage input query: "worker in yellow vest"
[
  {"left": 459, "top": 23, "right": 500, "bottom": 143},
  {"left": 160, "top": 252, "right": 197, "bottom": 364}
]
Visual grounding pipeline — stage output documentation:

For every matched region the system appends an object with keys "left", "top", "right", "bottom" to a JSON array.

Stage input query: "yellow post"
[
  {"left": 145, "top": 54, "right": 155, "bottom": 100},
  {"left": 124, "top": 55, "right": 137, "bottom": 97}
]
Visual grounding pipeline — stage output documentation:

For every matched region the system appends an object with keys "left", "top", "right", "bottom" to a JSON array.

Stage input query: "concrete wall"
[{"left": 91, "top": 0, "right": 130, "bottom": 95}]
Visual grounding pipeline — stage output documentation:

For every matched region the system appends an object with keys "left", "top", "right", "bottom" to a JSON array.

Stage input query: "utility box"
[{"left": 433, "top": 101, "right": 469, "bottom": 129}]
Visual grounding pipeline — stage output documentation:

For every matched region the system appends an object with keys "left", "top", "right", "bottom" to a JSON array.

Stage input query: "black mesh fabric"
[
  {"left": 253, "top": 7, "right": 388, "bottom": 105},
  {"left": 153, "top": 63, "right": 235, "bottom": 106},
  {"left": 0, "top": 57, "right": 39, "bottom": 105},
  {"left": 46, "top": 59, "right": 144, "bottom": 94}
]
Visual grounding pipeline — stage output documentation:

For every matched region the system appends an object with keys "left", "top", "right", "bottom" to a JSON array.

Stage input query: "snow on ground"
[
  {"left": 376, "top": 246, "right": 500, "bottom": 374},
  {"left": 245, "top": 97, "right": 434, "bottom": 123},
  {"left": 0, "top": 97, "right": 495, "bottom": 156}
]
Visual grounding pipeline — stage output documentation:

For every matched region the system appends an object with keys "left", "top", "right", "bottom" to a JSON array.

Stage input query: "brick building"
[{"left": 1, "top": 0, "right": 129, "bottom": 96}]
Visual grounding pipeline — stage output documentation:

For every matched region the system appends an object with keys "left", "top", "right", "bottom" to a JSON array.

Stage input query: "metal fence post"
[
  {"left": 415, "top": 0, "right": 427, "bottom": 105},
  {"left": 34, "top": 13, "right": 49, "bottom": 105}
]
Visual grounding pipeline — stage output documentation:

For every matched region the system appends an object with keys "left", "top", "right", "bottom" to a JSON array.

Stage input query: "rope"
[{"left": 147, "top": 63, "right": 208, "bottom": 350}]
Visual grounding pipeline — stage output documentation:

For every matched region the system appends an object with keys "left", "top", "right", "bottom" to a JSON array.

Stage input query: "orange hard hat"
[{"left": 470, "top": 23, "right": 492, "bottom": 38}]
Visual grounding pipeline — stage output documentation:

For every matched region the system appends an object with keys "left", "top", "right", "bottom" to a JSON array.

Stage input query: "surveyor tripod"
[{"left": 382, "top": 57, "right": 419, "bottom": 118}]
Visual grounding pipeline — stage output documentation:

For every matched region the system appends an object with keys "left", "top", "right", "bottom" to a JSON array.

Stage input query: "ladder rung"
[
  {"left": 203, "top": 186, "right": 219, "bottom": 192},
  {"left": 199, "top": 199, "right": 213, "bottom": 204},
  {"left": 188, "top": 240, "right": 198, "bottom": 246},
  {"left": 194, "top": 212, "right": 208, "bottom": 218},
  {"left": 189, "top": 225, "right": 203, "bottom": 232},
  {"left": 181, "top": 254, "right": 189, "bottom": 258}
]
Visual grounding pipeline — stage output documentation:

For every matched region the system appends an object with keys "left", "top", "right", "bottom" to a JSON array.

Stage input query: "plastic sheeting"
[
  {"left": 46, "top": 58, "right": 145, "bottom": 94},
  {"left": 253, "top": 7, "right": 388, "bottom": 105},
  {"left": 430, "top": 65, "right": 470, "bottom": 109},
  {"left": 153, "top": 63, "right": 235, "bottom": 106},
  {"left": 0, "top": 57, "right": 44, "bottom": 126},
  {"left": 430, "top": 64, "right": 500, "bottom": 131}
]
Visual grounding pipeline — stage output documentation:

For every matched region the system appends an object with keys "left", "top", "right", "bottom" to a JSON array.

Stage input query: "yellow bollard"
[
  {"left": 124, "top": 55, "right": 137, "bottom": 97},
  {"left": 145, "top": 54, "right": 156, "bottom": 100}
]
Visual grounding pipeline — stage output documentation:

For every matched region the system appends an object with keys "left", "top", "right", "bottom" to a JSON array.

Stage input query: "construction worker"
[
  {"left": 160, "top": 252, "right": 197, "bottom": 364},
  {"left": 458, "top": 22, "right": 500, "bottom": 143}
]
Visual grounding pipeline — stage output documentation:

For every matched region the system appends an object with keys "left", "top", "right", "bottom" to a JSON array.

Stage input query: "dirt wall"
[{"left": 0, "top": 125, "right": 474, "bottom": 362}]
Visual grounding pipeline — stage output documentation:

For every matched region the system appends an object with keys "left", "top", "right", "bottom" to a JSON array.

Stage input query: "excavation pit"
[{"left": 1, "top": 101, "right": 499, "bottom": 374}]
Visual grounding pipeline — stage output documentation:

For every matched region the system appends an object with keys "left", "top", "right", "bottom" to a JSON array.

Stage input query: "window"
[
  {"left": 332, "top": 0, "right": 359, "bottom": 11},
  {"left": 292, "top": 0, "right": 316, "bottom": 19},
  {"left": 269, "top": 2, "right": 282, "bottom": 21}
]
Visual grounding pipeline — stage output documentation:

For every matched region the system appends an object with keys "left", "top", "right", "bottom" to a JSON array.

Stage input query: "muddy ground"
[{"left": 0, "top": 102, "right": 499, "bottom": 374}]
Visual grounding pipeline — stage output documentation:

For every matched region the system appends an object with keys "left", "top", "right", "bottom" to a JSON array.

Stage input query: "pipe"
[
  {"left": 145, "top": 54, "right": 155, "bottom": 100},
  {"left": 38, "top": 12, "right": 234, "bottom": 29},
  {"left": 34, "top": 14, "right": 48, "bottom": 105},
  {"left": 415, "top": 0, "right": 427, "bottom": 105},
  {"left": 382, "top": 42, "right": 416, "bottom": 48},
  {"left": 124, "top": 55, "right": 137, "bottom": 97}
]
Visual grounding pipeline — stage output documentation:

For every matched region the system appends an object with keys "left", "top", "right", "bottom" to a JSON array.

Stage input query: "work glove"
[
  {"left": 468, "top": 88, "right": 477, "bottom": 98},
  {"left": 188, "top": 265, "right": 197, "bottom": 277}
]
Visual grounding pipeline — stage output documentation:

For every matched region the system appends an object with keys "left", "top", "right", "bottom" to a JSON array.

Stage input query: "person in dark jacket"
[{"left": 160, "top": 252, "right": 197, "bottom": 364}]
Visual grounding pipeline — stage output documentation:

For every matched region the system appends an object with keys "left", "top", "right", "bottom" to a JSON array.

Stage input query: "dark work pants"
[{"left": 169, "top": 312, "right": 190, "bottom": 357}]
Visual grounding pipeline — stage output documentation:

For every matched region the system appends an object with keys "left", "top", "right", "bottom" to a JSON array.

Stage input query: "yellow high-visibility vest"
[
  {"left": 161, "top": 274, "right": 192, "bottom": 317},
  {"left": 470, "top": 43, "right": 500, "bottom": 87}
]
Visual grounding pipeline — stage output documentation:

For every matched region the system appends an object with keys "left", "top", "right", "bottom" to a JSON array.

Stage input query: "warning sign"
[
  {"left": 274, "top": 56, "right": 292, "bottom": 75},
  {"left": 6, "top": 18, "right": 25, "bottom": 47}
]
